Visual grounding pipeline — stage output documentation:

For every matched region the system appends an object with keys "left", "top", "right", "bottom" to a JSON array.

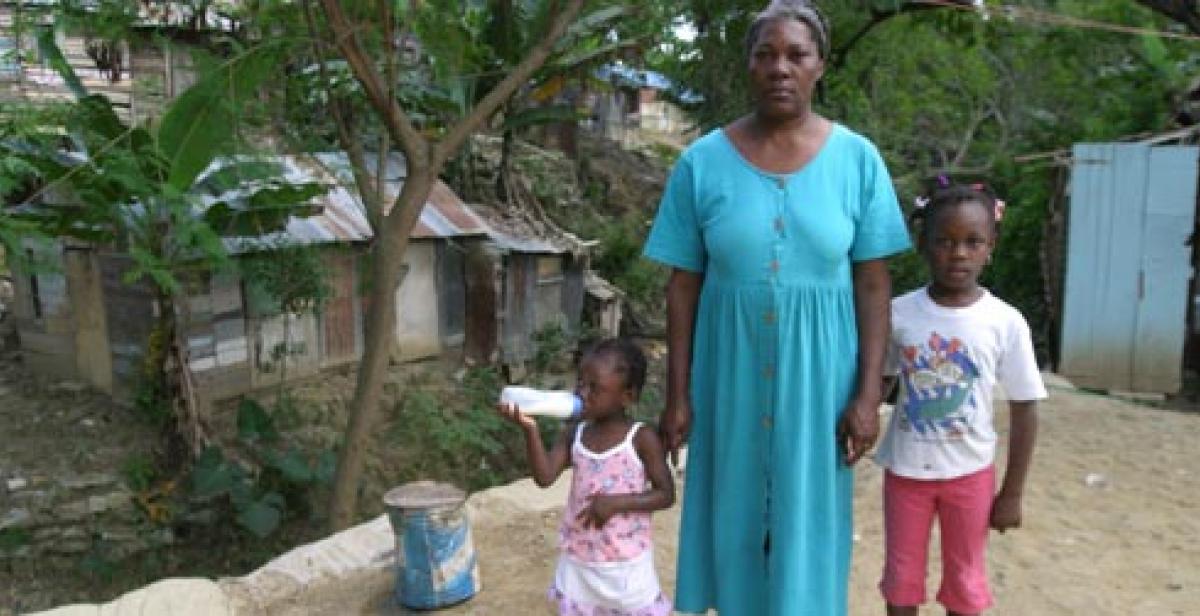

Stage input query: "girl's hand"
[
  {"left": 659, "top": 400, "right": 692, "bottom": 468},
  {"left": 990, "top": 489, "right": 1023, "bottom": 532},
  {"left": 837, "top": 396, "right": 879, "bottom": 465},
  {"left": 496, "top": 403, "right": 536, "bottom": 430},
  {"left": 577, "top": 494, "right": 618, "bottom": 529}
]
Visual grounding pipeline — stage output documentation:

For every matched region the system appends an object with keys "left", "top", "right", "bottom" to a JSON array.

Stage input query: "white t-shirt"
[{"left": 875, "top": 287, "right": 1047, "bottom": 480}]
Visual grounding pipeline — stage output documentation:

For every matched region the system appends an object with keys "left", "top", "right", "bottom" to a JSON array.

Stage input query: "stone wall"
[{"left": 1, "top": 468, "right": 173, "bottom": 562}]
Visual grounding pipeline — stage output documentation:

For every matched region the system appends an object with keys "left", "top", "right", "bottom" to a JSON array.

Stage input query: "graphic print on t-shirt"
[{"left": 897, "top": 332, "right": 980, "bottom": 437}]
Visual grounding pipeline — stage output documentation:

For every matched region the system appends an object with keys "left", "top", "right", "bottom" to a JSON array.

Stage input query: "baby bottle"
[{"left": 498, "top": 386, "right": 582, "bottom": 420}]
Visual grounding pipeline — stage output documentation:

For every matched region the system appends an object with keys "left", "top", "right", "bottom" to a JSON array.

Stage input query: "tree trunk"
[{"left": 327, "top": 172, "right": 429, "bottom": 530}]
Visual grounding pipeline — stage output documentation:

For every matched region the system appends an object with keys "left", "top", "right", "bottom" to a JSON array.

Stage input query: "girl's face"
[
  {"left": 922, "top": 201, "right": 995, "bottom": 300},
  {"left": 747, "top": 18, "right": 825, "bottom": 122},
  {"left": 575, "top": 353, "right": 633, "bottom": 421}
]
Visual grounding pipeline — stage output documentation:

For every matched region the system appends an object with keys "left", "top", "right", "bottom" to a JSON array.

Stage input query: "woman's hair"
[
  {"left": 585, "top": 338, "right": 648, "bottom": 397},
  {"left": 745, "top": 0, "right": 831, "bottom": 60},
  {"left": 910, "top": 182, "right": 1001, "bottom": 241}
]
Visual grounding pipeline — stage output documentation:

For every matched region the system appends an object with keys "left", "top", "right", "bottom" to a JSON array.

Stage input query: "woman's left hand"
[
  {"left": 577, "top": 494, "right": 618, "bottom": 529},
  {"left": 837, "top": 397, "right": 879, "bottom": 465}
]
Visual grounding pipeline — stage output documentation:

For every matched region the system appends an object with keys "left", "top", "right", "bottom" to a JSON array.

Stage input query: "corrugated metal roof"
[
  {"left": 209, "top": 153, "right": 490, "bottom": 253},
  {"left": 203, "top": 152, "right": 583, "bottom": 256}
]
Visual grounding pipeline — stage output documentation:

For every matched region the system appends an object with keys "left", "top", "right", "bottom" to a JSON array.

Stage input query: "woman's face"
[{"left": 747, "top": 17, "right": 825, "bottom": 121}]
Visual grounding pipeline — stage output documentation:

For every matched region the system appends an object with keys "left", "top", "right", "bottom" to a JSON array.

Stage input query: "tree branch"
[
  {"left": 318, "top": 0, "right": 428, "bottom": 168},
  {"left": 831, "top": 0, "right": 978, "bottom": 69},
  {"left": 303, "top": 0, "right": 384, "bottom": 228},
  {"left": 430, "top": 0, "right": 585, "bottom": 169},
  {"left": 1135, "top": 0, "right": 1200, "bottom": 36}
]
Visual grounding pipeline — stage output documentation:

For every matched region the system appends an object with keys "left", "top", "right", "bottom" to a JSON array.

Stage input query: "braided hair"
[
  {"left": 910, "top": 181, "right": 1003, "bottom": 243},
  {"left": 584, "top": 338, "right": 648, "bottom": 397}
]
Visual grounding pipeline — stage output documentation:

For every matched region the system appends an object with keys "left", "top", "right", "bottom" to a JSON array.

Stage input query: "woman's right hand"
[{"left": 660, "top": 400, "right": 692, "bottom": 468}]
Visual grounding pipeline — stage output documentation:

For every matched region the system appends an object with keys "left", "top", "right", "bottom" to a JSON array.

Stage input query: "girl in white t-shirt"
[{"left": 876, "top": 182, "right": 1047, "bottom": 616}]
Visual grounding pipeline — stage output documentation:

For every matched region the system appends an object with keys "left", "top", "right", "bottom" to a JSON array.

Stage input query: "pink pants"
[{"left": 880, "top": 466, "right": 995, "bottom": 614}]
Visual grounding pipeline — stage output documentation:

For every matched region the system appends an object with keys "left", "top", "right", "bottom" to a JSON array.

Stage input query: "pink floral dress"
[{"left": 548, "top": 421, "right": 672, "bottom": 616}]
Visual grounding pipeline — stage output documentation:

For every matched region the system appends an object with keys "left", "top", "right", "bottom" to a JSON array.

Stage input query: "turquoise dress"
[{"left": 643, "top": 125, "right": 910, "bottom": 615}]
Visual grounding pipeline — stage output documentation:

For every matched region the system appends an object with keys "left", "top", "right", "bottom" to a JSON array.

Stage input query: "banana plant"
[{"left": 0, "top": 32, "right": 327, "bottom": 459}]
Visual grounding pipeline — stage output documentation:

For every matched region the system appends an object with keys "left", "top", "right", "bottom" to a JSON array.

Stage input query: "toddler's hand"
[
  {"left": 495, "top": 403, "right": 536, "bottom": 430},
  {"left": 577, "top": 495, "right": 617, "bottom": 529},
  {"left": 990, "top": 490, "right": 1022, "bottom": 533}
]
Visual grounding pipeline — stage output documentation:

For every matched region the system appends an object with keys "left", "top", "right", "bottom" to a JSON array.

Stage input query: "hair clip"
[
  {"left": 994, "top": 199, "right": 1006, "bottom": 222},
  {"left": 937, "top": 175, "right": 950, "bottom": 188},
  {"left": 914, "top": 196, "right": 930, "bottom": 209}
]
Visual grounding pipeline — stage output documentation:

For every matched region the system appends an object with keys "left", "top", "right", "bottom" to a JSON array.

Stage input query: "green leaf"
[
  {"left": 191, "top": 447, "right": 235, "bottom": 500},
  {"left": 236, "top": 496, "right": 283, "bottom": 538},
  {"left": 204, "top": 181, "right": 326, "bottom": 236},
  {"left": 314, "top": 450, "right": 336, "bottom": 484},
  {"left": 236, "top": 398, "right": 279, "bottom": 443},
  {"left": 266, "top": 447, "right": 314, "bottom": 484},
  {"left": 157, "top": 47, "right": 277, "bottom": 191},
  {"left": 36, "top": 29, "right": 86, "bottom": 100},
  {"left": 562, "top": 6, "right": 631, "bottom": 44},
  {"left": 195, "top": 161, "right": 286, "bottom": 196},
  {"left": 69, "top": 95, "right": 127, "bottom": 151}
]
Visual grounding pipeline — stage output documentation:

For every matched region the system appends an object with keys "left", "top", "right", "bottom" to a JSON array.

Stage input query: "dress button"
[
  {"left": 776, "top": 176, "right": 786, "bottom": 189},
  {"left": 773, "top": 217, "right": 784, "bottom": 233},
  {"left": 762, "top": 416, "right": 774, "bottom": 429},
  {"left": 764, "top": 311, "right": 776, "bottom": 325},
  {"left": 769, "top": 260, "right": 780, "bottom": 272},
  {"left": 763, "top": 366, "right": 775, "bottom": 379}
]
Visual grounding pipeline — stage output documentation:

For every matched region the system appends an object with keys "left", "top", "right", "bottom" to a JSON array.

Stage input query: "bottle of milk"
[{"left": 498, "top": 386, "right": 582, "bottom": 420}]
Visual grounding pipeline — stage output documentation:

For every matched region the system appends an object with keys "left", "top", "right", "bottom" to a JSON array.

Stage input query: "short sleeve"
[
  {"left": 997, "top": 315, "right": 1048, "bottom": 401},
  {"left": 643, "top": 157, "right": 705, "bottom": 273},
  {"left": 851, "top": 144, "right": 911, "bottom": 262}
]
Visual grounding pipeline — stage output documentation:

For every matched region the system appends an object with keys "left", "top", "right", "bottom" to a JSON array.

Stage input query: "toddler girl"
[{"left": 497, "top": 338, "right": 675, "bottom": 615}]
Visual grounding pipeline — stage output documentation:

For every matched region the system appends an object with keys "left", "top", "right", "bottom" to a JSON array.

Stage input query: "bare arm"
[
  {"left": 578, "top": 426, "right": 676, "bottom": 528},
  {"left": 497, "top": 404, "right": 572, "bottom": 488},
  {"left": 662, "top": 268, "right": 703, "bottom": 465},
  {"left": 991, "top": 400, "right": 1038, "bottom": 532},
  {"left": 838, "top": 258, "right": 892, "bottom": 464}
]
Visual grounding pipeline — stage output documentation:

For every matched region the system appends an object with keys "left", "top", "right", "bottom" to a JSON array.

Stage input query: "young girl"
[
  {"left": 496, "top": 338, "right": 675, "bottom": 616},
  {"left": 875, "top": 183, "right": 1047, "bottom": 616}
]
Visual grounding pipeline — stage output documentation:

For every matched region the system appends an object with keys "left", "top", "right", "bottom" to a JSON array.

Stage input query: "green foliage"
[
  {"left": 0, "top": 528, "right": 31, "bottom": 553},
  {"left": 187, "top": 398, "right": 334, "bottom": 539},
  {"left": 651, "top": 0, "right": 1196, "bottom": 357},
  {"left": 120, "top": 453, "right": 160, "bottom": 492},
  {"left": 238, "top": 244, "right": 332, "bottom": 316},
  {"left": 593, "top": 217, "right": 667, "bottom": 307},
  {"left": 532, "top": 322, "right": 572, "bottom": 373},
  {"left": 157, "top": 47, "right": 277, "bottom": 191},
  {"left": 78, "top": 538, "right": 118, "bottom": 583},
  {"left": 385, "top": 366, "right": 524, "bottom": 491}
]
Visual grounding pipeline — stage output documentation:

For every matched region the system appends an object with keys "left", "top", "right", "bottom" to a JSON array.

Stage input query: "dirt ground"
[
  {"left": 4, "top": 335, "right": 1199, "bottom": 615},
  {"left": 433, "top": 377, "right": 1200, "bottom": 615}
]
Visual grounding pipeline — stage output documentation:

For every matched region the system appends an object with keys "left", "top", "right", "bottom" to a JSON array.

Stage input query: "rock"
[
  {"left": 60, "top": 473, "right": 118, "bottom": 490},
  {"left": 86, "top": 491, "right": 133, "bottom": 515},
  {"left": 1083, "top": 472, "right": 1108, "bottom": 489},
  {"left": 49, "top": 381, "right": 87, "bottom": 395},
  {"left": 1, "top": 508, "right": 31, "bottom": 530}
]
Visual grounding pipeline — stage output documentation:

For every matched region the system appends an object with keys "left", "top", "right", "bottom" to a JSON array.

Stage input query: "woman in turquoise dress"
[{"left": 642, "top": 2, "right": 910, "bottom": 614}]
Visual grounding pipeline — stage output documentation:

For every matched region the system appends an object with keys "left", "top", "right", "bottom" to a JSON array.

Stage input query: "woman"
[{"left": 642, "top": 1, "right": 911, "bottom": 614}]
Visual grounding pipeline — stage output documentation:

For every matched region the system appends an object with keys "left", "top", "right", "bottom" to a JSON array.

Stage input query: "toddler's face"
[{"left": 575, "top": 354, "right": 631, "bottom": 420}]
